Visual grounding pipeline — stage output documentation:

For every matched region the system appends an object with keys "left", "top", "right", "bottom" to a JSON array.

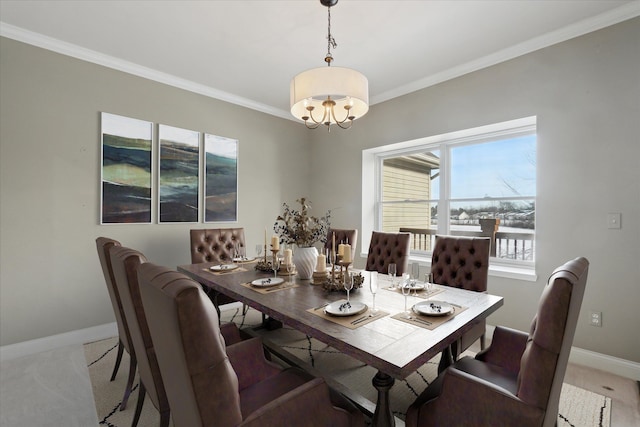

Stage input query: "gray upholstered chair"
[
  {"left": 109, "top": 246, "right": 170, "bottom": 427},
  {"left": 325, "top": 228, "right": 358, "bottom": 258},
  {"left": 190, "top": 228, "right": 246, "bottom": 310},
  {"left": 190, "top": 227, "right": 246, "bottom": 264},
  {"left": 430, "top": 235, "right": 491, "bottom": 359},
  {"left": 365, "top": 231, "right": 411, "bottom": 275},
  {"left": 95, "top": 237, "right": 136, "bottom": 411},
  {"left": 137, "top": 262, "right": 365, "bottom": 427},
  {"left": 406, "top": 257, "right": 589, "bottom": 427},
  {"left": 110, "top": 245, "right": 245, "bottom": 427}
]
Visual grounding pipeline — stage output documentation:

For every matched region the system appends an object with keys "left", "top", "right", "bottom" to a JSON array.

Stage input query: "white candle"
[
  {"left": 338, "top": 243, "right": 345, "bottom": 257},
  {"left": 342, "top": 245, "right": 352, "bottom": 263},
  {"left": 316, "top": 254, "right": 326, "bottom": 272},
  {"left": 284, "top": 249, "right": 292, "bottom": 265},
  {"left": 271, "top": 235, "right": 279, "bottom": 250}
]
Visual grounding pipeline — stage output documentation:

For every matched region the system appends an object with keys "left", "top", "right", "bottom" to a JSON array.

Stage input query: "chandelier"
[{"left": 290, "top": 0, "right": 369, "bottom": 131}]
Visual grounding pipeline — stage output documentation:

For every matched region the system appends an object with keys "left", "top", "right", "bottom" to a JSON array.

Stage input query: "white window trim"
[{"left": 361, "top": 116, "right": 537, "bottom": 281}]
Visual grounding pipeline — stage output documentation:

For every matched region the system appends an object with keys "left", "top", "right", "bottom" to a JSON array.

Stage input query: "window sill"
[{"left": 489, "top": 263, "right": 537, "bottom": 282}]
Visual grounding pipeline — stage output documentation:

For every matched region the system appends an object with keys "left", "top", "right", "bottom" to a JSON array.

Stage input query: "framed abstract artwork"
[
  {"left": 158, "top": 124, "right": 200, "bottom": 223},
  {"left": 100, "top": 112, "right": 153, "bottom": 224},
  {"left": 204, "top": 133, "right": 238, "bottom": 222}
]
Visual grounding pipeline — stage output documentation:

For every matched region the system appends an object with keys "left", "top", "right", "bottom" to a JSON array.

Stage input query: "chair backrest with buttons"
[
  {"left": 365, "top": 231, "right": 411, "bottom": 275},
  {"left": 190, "top": 228, "right": 246, "bottom": 264},
  {"left": 430, "top": 235, "right": 490, "bottom": 292}
]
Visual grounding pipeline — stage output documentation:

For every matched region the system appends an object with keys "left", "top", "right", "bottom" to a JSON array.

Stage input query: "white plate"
[
  {"left": 413, "top": 300, "right": 454, "bottom": 316},
  {"left": 324, "top": 300, "right": 368, "bottom": 317},
  {"left": 233, "top": 257, "right": 255, "bottom": 263},
  {"left": 405, "top": 282, "right": 425, "bottom": 290},
  {"left": 210, "top": 264, "right": 239, "bottom": 272},
  {"left": 251, "top": 277, "right": 285, "bottom": 288}
]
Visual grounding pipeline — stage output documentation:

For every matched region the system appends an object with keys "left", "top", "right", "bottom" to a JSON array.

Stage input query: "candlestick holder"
[
  {"left": 255, "top": 244, "right": 273, "bottom": 272},
  {"left": 322, "top": 256, "right": 363, "bottom": 292}
]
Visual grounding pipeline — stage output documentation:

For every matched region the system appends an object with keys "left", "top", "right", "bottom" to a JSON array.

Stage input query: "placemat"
[
  {"left": 307, "top": 303, "right": 389, "bottom": 329},
  {"left": 391, "top": 303, "right": 467, "bottom": 330},
  {"left": 233, "top": 258, "right": 259, "bottom": 265},
  {"left": 382, "top": 285, "right": 445, "bottom": 300},
  {"left": 240, "top": 280, "right": 299, "bottom": 294},
  {"left": 203, "top": 266, "right": 249, "bottom": 275}
]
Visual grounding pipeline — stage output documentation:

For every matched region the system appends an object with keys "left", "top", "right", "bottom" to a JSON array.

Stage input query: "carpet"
[{"left": 84, "top": 307, "right": 611, "bottom": 427}]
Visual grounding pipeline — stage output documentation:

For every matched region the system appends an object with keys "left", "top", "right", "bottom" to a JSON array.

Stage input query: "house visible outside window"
[{"left": 363, "top": 117, "right": 536, "bottom": 273}]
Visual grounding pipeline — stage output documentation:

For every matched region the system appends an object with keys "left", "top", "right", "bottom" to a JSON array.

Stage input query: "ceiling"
[{"left": 1, "top": 1, "right": 639, "bottom": 121}]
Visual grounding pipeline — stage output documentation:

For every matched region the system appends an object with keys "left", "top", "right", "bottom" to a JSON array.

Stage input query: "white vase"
[{"left": 293, "top": 246, "right": 318, "bottom": 280}]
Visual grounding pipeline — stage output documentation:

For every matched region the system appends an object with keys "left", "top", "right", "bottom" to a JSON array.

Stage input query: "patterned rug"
[{"left": 84, "top": 307, "right": 611, "bottom": 427}]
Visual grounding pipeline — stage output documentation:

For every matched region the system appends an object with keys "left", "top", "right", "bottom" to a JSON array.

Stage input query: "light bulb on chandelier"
[{"left": 290, "top": 0, "right": 369, "bottom": 131}]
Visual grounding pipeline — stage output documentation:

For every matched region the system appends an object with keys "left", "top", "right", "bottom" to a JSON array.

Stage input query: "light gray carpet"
[{"left": 84, "top": 307, "right": 611, "bottom": 427}]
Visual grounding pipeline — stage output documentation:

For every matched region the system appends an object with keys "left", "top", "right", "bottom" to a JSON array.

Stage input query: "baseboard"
[
  {"left": 2, "top": 319, "right": 638, "bottom": 382},
  {"left": 0, "top": 323, "right": 117, "bottom": 362},
  {"left": 569, "top": 346, "right": 640, "bottom": 381},
  {"left": 0, "top": 303, "right": 249, "bottom": 363}
]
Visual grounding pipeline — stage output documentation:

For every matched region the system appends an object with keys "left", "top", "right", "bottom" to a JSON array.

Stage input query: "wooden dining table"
[{"left": 177, "top": 261, "right": 503, "bottom": 427}]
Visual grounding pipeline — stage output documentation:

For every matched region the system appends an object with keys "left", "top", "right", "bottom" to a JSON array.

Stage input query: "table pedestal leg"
[
  {"left": 438, "top": 344, "right": 455, "bottom": 374},
  {"left": 372, "top": 370, "right": 395, "bottom": 427}
]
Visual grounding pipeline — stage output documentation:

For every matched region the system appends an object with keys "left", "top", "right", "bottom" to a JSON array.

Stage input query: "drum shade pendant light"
[{"left": 290, "top": 0, "right": 369, "bottom": 131}]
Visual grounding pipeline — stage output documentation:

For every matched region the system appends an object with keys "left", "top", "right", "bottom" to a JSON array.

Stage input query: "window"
[{"left": 362, "top": 117, "right": 536, "bottom": 275}]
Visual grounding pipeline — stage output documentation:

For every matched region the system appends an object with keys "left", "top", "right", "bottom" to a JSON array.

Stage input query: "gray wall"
[
  {"left": 0, "top": 37, "right": 310, "bottom": 346},
  {"left": 1, "top": 18, "right": 639, "bottom": 364},
  {"left": 310, "top": 18, "right": 640, "bottom": 363}
]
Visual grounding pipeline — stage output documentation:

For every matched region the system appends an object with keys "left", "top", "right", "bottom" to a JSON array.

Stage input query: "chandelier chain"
[{"left": 325, "top": 6, "right": 337, "bottom": 65}]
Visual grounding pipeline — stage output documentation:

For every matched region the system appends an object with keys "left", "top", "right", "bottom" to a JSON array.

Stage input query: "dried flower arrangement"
[{"left": 274, "top": 198, "right": 331, "bottom": 247}]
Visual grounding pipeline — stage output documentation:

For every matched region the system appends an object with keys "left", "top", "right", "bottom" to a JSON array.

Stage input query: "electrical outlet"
[
  {"left": 589, "top": 311, "right": 602, "bottom": 327},
  {"left": 607, "top": 213, "right": 621, "bottom": 229}
]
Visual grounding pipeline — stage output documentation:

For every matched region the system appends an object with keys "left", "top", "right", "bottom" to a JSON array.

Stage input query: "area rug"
[{"left": 84, "top": 307, "right": 611, "bottom": 427}]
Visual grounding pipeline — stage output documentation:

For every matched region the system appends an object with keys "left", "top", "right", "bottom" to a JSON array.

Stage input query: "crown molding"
[
  {"left": 0, "top": 22, "right": 293, "bottom": 121},
  {"left": 371, "top": 2, "right": 640, "bottom": 105},
  {"left": 2, "top": 1, "right": 639, "bottom": 117}
]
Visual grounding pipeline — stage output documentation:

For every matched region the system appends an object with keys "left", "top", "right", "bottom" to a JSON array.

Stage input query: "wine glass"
[
  {"left": 344, "top": 272, "right": 355, "bottom": 308},
  {"left": 411, "top": 263, "right": 420, "bottom": 296},
  {"left": 272, "top": 256, "right": 280, "bottom": 279},
  {"left": 255, "top": 244, "right": 263, "bottom": 259},
  {"left": 402, "top": 275, "right": 412, "bottom": 318},
  {"left": 286, "top": 258, "right": 294, "bottom": 278},
  {"left": 369, "top": 271, "right": 378, "bottom": 313},
  {"left": 388, "top": 263, "right": 397, "bottom": 289},
  {"left": 424, "top": 272, "right": 434, "bottom": 295}
]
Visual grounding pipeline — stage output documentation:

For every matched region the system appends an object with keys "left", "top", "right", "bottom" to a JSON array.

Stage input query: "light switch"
[{"left": 607, "top": 213, "right": 621, "bottom": 229}]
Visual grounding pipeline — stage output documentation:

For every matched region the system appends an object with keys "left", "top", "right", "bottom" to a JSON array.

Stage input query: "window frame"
[{"left": 362, "top": 116, "right": 537, "bottom": 281}]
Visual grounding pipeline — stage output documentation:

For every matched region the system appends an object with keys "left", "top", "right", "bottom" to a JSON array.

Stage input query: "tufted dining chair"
[
  {"left": 406, "top": 257, "right": 589, "bottom": 427},
  {"left": 95, "top": 237, "right": 136, "bottom": 411},
  {"left": 110, "top": 245, "right": 245, "bottom": 427},
  {"left": 109, "top": 246, "right": 170, "bottom": 427},
  {"left": 325, "top": 228, "right": 358, "bottom": 258},
  {"left": 365, "top": 231, "right": 411, "bottom": 275},
  {"left": 190, "top": 227, "right": 246, "bottom": 264},
  {"left": 137, "top": 262, "right": 366, "bottom": 427},
  {"left": 431, "top": 235, "right": 491, "bottom": 362},
  {"left": 190, "top": 228, "right": 246, "bottom": 310}
]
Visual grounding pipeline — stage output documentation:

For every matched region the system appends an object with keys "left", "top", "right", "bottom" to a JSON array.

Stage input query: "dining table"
[{"left": 177, "top": 260, "right": 503, "bottom": 427}]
